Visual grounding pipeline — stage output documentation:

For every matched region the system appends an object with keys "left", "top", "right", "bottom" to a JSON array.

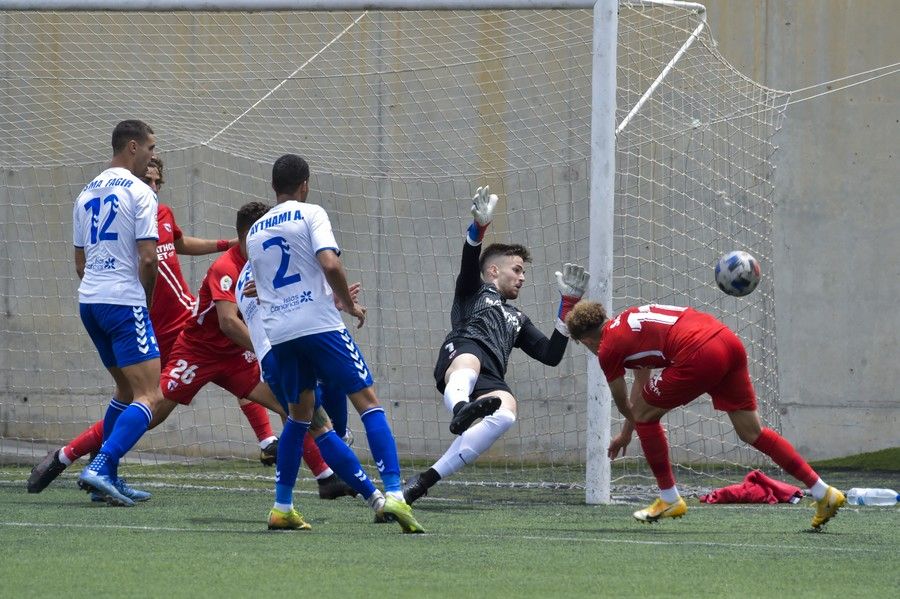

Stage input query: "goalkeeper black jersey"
[{"left": 442, "top": 240, "right": 568, "bottom": 376}]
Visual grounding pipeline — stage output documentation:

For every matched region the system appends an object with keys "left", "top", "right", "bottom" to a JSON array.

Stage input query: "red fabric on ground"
[{"left": 699, "top": 469, "right": 804, "bottom": 504}]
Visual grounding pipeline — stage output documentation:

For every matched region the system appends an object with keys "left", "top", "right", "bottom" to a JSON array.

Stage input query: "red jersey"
[
  {"left": 180, "top": 245, "right": 246, "bottom": 357},
  {"left": 151, "top": 204, "right": 195, "bottom": 338},
  {"left": 598, "top": 305, "right": 726, "bottom": 381}
]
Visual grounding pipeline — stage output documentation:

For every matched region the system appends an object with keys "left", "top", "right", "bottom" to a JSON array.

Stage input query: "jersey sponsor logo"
[
  {"left": 164, "top": 223, "right": 172, "bottom": 233},
  {"left": 219, "top": 275, "right": 233, "bottom": 292},
  {"left": 156, "top": 241, "right": 176, "bottom": 260},
  {"left": 85, "top": 257, "right": 117, "bottom": 272}
]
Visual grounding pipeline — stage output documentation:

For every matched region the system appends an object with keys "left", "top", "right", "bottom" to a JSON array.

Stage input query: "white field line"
[{"left": 0, "top": 521, "right": 879, "bottom": 553}]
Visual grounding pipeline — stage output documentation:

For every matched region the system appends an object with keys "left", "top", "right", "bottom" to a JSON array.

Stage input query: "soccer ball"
[{"left": 714, "top": 251, "right": 761, "bottom": 297}]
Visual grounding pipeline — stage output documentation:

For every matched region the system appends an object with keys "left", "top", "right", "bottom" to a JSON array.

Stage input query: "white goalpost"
[{"left": 0, "top": 0, "right": 789, "bottom": 503}]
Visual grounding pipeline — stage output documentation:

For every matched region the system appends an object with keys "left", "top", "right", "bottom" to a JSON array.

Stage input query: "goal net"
[{"left": 0, "top": 2, "right": 789, "bottom": 499}]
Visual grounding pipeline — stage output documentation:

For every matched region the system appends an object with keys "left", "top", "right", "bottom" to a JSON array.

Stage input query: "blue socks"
[
  {"left": 90, "top": 402, "right": 152, "bottom": 477},
  {"left": 102, "top": 399, "right": 128, "bottom": 442},
  {"left": 360, "top": 407, "right": 401, "bottom": 493},
  {"left": 275, "top": 417, "right": 309, "bottom": 506},
  {"left": 315, "top": 430, "right": 376, "bottom": 499}
]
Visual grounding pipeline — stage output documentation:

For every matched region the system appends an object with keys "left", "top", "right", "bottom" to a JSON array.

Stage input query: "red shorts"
[
  {"left": 160, "top": 339, "right": 261, "bottom": 405},
  {"left": 641, "top": 328, "right": 757, "bottom": 412}
]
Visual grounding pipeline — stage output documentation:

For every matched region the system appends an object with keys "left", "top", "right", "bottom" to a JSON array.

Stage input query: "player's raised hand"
[
  {"left": 467, "top": 185, "right": 499, "bottom": 244},
  {"left": 555, "top": 263, "right": 589, "bottom": 300},
  {"left": 554, "top": 263, "right": 589, "bottom": 335}
]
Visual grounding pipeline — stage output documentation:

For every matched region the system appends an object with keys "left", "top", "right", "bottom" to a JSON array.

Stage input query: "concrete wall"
[
  {"left": 1, "top": 3, "right": 896, "bottom": 464},
  {"left": 704, "top": 0, "right": 899, "bottom": 458}
]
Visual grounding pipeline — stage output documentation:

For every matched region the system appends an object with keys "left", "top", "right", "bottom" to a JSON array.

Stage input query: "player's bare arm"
[
  {"left": 215, "top": 299, "right": 254, "bottom": 351},
  {"left": 136, "top": 239, "right": 159, "bottom": 307},
  {"left": 317, "top": 249, "right": 365, "bottom": 328},
  {"left": 607, "top": 375, "right": 634, "bottom": 459},
  {"left": 74, "top": 248, "right": 86, "bottom": 280},
  {"left": 175, "top": 235, "right": 238, "bottom": 256}
]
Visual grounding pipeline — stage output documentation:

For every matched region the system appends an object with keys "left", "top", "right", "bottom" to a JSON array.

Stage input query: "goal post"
[{"left": 0, "top": 1, "right": 788, "bottom": 504}]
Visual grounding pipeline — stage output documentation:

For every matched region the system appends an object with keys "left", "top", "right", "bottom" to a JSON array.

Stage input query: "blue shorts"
[
  {"left": 262, "top": 352, "right": 350, "bottom": 425},
  {"left": 265, "top": 329, "right": 373, "bottom": 409},
  {"left": 79, "top": 303, "right": 160, "bottom": 369}
]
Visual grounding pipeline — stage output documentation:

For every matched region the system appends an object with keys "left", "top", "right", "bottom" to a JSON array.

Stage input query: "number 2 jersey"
[
  {"left": 73, "top": 166, "right": 158, "bottom": 306},
  {"left": 597, "top": 305, "right": 727, "bottom": 382},
  {"left": 245, "top": 200, "right": 345, "bottom": 346}
]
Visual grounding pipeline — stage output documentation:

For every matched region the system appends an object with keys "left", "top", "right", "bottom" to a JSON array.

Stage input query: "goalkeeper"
[{"left": 403, "top": 187, "right": 588, "bottom": 504}]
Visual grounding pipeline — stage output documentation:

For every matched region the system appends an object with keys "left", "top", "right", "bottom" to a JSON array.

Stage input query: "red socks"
[
  {"left": 751, "top": 427, "right": 819, "bottom": 488},
  {"left": 303, "top": 433, "right": 329, "bottom": 477},
  {"left": 634, "top": 421, "right": 676, "bottom": 490},
  {"left": 239, "top": 402, "right": 274, "bottom": 442},
  {"left": 62, "top": 420, "right": 104, "bottom": 462}
]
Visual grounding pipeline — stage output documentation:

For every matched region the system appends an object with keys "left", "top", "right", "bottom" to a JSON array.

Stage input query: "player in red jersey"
[
  {"left": 566, "top": 301, "right": 846, "bottom": 530},
  {"left": 153, "top": 201, "right": 356, "bottom": 500},
  {"left": 27, "top": 157, "right": 278, "bottom": 494}
]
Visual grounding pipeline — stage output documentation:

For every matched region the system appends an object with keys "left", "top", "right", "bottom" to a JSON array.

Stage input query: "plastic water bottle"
[{"left": 845, "top": 488, "right": 899, "bottom": 506}]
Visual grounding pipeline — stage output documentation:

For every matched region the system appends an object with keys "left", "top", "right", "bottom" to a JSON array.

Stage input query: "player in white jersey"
[
  {"left": 235, "top": 240, "right": 417, "bottom": 531},
  {"left": 245, "top": 154, "right": 423, "bottom": 532},
  {"left": 73, "top": 120, "right": 164, "bottom": 506}
]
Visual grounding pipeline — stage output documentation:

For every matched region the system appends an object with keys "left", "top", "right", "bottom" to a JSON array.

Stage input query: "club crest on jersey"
[
  {"left": 647, "top": 371, "right": 663, "bottom": 397},
  {"left": 219, "top": 275, "right": 233, "bottom": 291},
  {"left": 167, "top": 380, "right": 178, "bottom": 391}
]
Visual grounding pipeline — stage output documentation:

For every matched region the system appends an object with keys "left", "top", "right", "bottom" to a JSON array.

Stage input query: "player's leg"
[
  {"left": 405, "top": 389, "right": 517, "bottom": 505},
  {"left": 76, "top": 304, "right": 161, "bottom": 506},
  {"left": 319, "top": 381, "right": 352, "bottom": 444},
  {"left": 631, "top": 405, "right": 684, "bottom": 522},
  {"left": 79, "top": 358, "right": 164, "bottom": 506},
  {"left": 237, "top": 398, "right": 278, "bottom": 462},
  {"left": 307, "top": 412, "right": 376, "bottom": 505},
  {"left": 714, "top": 329, "right": 845, "bottom": 528},
  {"left": 31, "top": 326, "right": 185, "bottom": 493},
  {"left": 268, "top": 389, "right": 315, "bottom": 531},
  {"left": 307, "top": 403, "right": 358, "bottom": 500},
  {"left": 436, "top": 339, "right": 501, "bottom": 434},
  {"left": 262, "top": 341, "right": 314, "bottom": 530}
]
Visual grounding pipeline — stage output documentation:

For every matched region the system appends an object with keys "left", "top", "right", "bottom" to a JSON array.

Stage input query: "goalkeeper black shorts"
[{"left": 434, "top": 337, "right": 512, "bottom": 399}]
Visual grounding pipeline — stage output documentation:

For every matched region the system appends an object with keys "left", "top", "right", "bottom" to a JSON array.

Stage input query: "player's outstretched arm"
[
  {"left": 515, "top": 264, "right": 590, "bottom": 365},
  {"left": 607, "top": 375, "right": 635, "bottom": 459},
  {"left": 456, "top": 186, "right": 500, "bottom": 297},
  {"left": 175, "top": 235, "right": 237, "bottom": 256}
]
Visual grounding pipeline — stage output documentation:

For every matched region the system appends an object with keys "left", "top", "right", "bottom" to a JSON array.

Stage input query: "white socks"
[
  {"left": 434, "top": 407, "right": 516, "bottom": 478},
  {"left": 659, "top": 486, "right": 681, "bottom": 503},
  {"left": 810, "top": 478, "right": 829, "bottom": 500},
  {"left": 442, "top": 368, "right": 479, "bottom": 413}
]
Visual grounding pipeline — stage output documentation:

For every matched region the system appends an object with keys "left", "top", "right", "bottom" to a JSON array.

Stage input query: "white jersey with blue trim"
[
  {"left": 73, "top": 167, "right": 158, "bottom": 306},
  {"left": 245, "top": 200, "right": 345, "bottom": 345},
  {"left": 235, "top": 262, "right": 271, "bottom": 364}
]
